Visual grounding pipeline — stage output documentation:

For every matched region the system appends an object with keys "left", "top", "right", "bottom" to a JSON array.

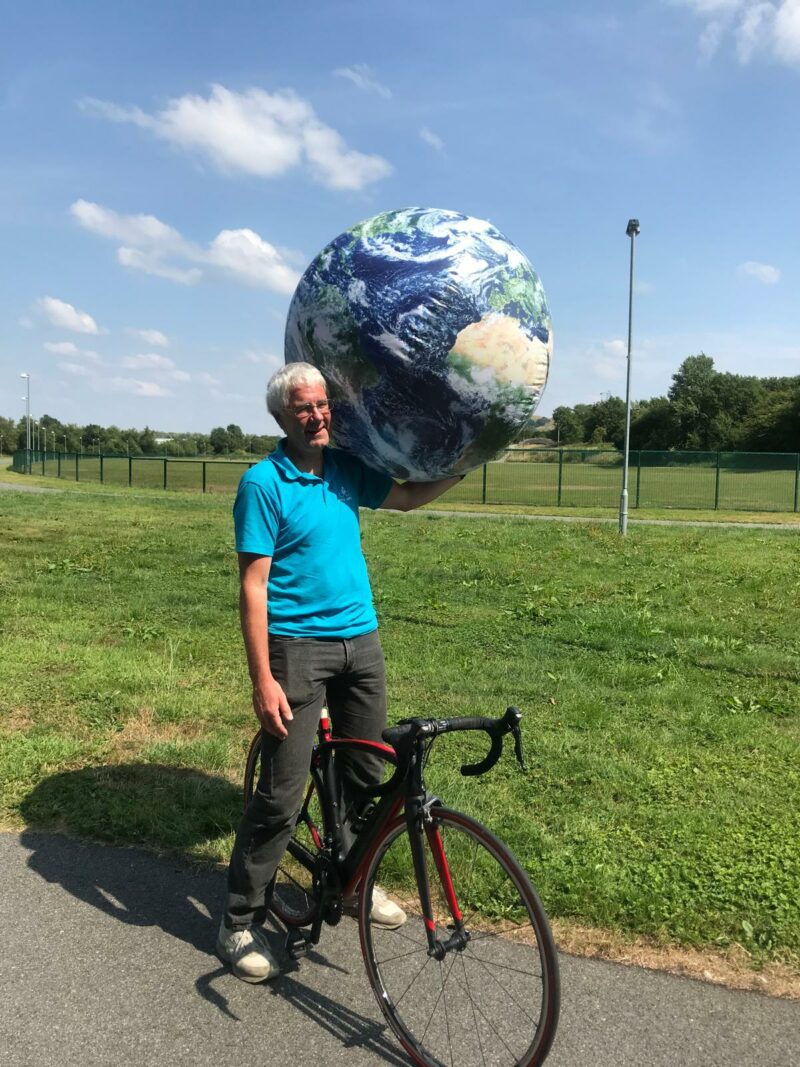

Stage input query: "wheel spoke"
[{"left": 361, "top": 809, "right": 559, "bottom": 1067}]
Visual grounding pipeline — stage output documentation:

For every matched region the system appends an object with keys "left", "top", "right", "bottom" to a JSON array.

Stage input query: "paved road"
[{"left": 1, "top": 832, "right": 797, "bottom": 1066}]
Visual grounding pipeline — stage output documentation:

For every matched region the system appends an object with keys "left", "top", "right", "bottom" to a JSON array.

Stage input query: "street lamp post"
[
  {"left": 619, "top": 218, "right": 640, "bottom": 537},
  {"left": 63, "top": 434, "right": 67, "bottom": 454},
  {"left": 20, "top": 374, "right": 31, "bottom": 472}
]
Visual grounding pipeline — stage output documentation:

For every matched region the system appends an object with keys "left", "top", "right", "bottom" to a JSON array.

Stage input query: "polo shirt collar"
[{"left": 270, "top": 439, "right": 326, "bottom": 483}]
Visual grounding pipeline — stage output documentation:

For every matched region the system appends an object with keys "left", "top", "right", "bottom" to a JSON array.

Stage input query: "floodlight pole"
[
  {"left": 619, "top": 219, "right": 640, "bottom": 536},
  {"left": 20, "top": 373, "right": 31, "bottom": 473}
]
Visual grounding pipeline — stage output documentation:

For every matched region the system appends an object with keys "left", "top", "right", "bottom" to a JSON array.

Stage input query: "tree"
[
  {"left": 209, "top": 427, "right": 231, "bottom": 454},
  {"left": 552, "top": 406, "right": 582, "bottom": 444},
  {"left": 630, "top": 397, "right": 677, "bottom": 450},
  {"left": 226, "top": 423, "right": 245, "bottom": 452}
]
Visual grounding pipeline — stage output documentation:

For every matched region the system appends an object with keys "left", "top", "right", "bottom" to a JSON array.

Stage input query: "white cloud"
[
  {"left": 44, "top": 341, "right": 79, "bottom": 355},
  {"left": 242, "top": 348, "right": 282, "bottom": 366},
  {"left": 206, "top": 228, "right": 301, "bottom": 291},
  {"left": 80, "top": 83, "right": 392, "bottom": 190},
  {"left": 677, "top": 0, "right": 800, "bottom": 66},
  {"left": 197, "top": 372, "right": 221, "bottom": 387},
  {"left": 333, "top": 64, "right": 392, "bottom": 99},
  {"left": 122, "top": 352, "right": 176, "bottom": 370},
  {"left": 419, "top": 127, "right": 445, "bottom": 154},
  {"left": 116, "top": 247, "right": 204, "bottom": 285},
  {"left": 773, "top": 0, "right": 800, "bottom": 61},
  {"left": 58, "top": 361, "right": 92, "bottom": 377},
  {"left": 37, "top": 295, "right": 102, "bottom": 334},
  {"left": 592, "top": 339, "right": 628, "bottom": 380},
  {"left": 738, "top": 260, "right": 781, "bottom": 283},
  {"left": 71, "top": 199, "right": 301, "bottom": 294},
  {"left": 169, "top": 370, "right": 192, "bottom": 383},
  {"left": 71, "top": 198, "right": 184, "bottom": 248},
  {"left": 99, "top": 377, "right": 170, "bottom": 398},
  {"left": 126, "top": 327, "right": 169, "bottom": 347},
  {"left": 18, "top": 315, "right": 33, "bottom": 329}
]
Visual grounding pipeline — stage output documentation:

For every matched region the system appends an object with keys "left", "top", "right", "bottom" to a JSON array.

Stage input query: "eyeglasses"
[{"left": 289, "top": 400, "right": 333, "bottom": 419}]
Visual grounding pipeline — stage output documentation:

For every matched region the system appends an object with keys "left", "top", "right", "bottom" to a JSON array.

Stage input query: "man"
[{"left": 218, "top": 362, "right": 463, "bottom": 982}]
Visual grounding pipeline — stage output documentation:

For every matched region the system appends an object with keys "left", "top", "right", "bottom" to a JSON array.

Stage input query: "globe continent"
[{"left": 284, "top": 206, "right": 552, "bottom": 480}]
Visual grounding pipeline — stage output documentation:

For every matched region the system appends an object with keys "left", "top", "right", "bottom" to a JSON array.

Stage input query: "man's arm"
[
  {"left": 379, "top": 474, "right": 464, "bottom": 513},
  {"left": 238, "top": 552, "right": 293, "bottom": 739}
]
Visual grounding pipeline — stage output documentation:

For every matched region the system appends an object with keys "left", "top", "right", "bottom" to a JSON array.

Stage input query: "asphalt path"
[{"left": 1, "top": 832, "right": 797, "bottom": 1066}]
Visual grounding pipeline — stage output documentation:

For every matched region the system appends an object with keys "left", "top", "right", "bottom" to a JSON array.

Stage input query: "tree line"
[
  {"left": 552, "top": 355, "right": 800, "bottom": 453},
  {"left": 0, "top": 415, "right": 279, "bottom": 458}
]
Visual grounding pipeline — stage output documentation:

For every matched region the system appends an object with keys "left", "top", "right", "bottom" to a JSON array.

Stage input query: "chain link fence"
[{"left": 11, "top": 447, "right": 800, "bottom": 512}]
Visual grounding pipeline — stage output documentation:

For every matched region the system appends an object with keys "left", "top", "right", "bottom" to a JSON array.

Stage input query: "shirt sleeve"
[
  {"left": 357, "top": 459, "right": 393, "bottom": 510},
  {"left": 233, "top": 478, "right": 280, "bottom": 556}
]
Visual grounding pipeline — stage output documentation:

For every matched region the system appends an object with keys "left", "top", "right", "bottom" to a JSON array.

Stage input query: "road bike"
[{"left": 244, "top": 705, "right": 560, "bottom": 1067}]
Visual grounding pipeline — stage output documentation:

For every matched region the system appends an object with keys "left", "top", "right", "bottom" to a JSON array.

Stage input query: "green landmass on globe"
[{"left": 285, "top": 206, "right": 552, "bottom": 480}]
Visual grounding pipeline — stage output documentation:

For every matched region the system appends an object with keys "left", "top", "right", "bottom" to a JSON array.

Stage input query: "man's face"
[{"left": 279, "top": 382, "right": 332, "bottom": 460}]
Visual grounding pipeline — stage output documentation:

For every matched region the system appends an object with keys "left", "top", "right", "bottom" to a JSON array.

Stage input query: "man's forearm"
[
  {"left": 383, "top": 474, "right": 463, "bottom": 512},
  {"left": 239, "top": 582, "right": 271, "bottom": 684}
]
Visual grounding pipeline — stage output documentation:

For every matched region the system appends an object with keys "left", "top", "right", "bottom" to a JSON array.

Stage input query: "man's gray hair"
[{"left": 266, "top": 362, "right": 327, "bottom": 420}]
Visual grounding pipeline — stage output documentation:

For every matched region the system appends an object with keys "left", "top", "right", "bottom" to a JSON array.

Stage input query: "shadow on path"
[{"left": 17, "top": 765, "right": 406, "bottom": 1063}]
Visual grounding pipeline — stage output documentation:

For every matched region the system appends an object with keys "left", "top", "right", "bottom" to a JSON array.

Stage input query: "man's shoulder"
[{"left": 238, "top": 454, "right": 283, "bottom": 493}]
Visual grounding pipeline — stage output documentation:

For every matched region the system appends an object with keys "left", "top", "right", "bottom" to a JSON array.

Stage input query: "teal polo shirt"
[{"left": 233, "top": 441, "right": 393, "bottom": 638}]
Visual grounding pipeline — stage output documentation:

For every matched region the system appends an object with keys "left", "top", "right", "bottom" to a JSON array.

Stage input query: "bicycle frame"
[{"left": 285, "top": 712, "right": 467, "bottom": 960}]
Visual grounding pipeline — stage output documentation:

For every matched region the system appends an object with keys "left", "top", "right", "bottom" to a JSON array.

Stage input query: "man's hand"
[{"left": 252, "top": 675, "right": 293, "bottom": 739}]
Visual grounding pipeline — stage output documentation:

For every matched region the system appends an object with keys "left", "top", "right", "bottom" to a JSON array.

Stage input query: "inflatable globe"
[{"left": 284, "top": 207, "right": 552, "bottom": 480}]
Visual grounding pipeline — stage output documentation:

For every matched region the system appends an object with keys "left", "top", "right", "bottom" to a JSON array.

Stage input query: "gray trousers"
[{"left": 224, "top": 629, "right": 387, "bottom": 929}]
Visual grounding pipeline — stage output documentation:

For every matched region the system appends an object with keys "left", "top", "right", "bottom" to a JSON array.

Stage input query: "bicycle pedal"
[{"left": 285, "top": 928, "right": 310, "bottom": 960}]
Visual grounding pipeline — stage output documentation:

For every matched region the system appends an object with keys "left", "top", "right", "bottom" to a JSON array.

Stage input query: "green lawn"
[{"left": 1, "top": 485, "right": 798, "bottom": 967}]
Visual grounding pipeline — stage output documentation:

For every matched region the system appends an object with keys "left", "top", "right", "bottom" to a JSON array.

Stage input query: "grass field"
[
  {"left": 1, "top": 483, "right": 798, "bottom": 972},
  {"left": 23, "top": 451, "right": 800, "bottom": 513}
]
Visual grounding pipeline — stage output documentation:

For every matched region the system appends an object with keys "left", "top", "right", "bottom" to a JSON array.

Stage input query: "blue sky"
[{"left": 2, "top": 0, "right": 799, "bottom": 436}]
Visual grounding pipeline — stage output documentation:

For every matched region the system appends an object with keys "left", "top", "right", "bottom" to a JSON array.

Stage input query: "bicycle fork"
[{"left": 406, "top": 798, "right": 470, "bottom": 961}]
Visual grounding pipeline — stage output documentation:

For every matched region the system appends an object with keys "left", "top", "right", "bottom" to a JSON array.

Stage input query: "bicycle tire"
[
  {"left": 243, "top": 732, "right": 324, "bottom": 928},
  {"left": 358, "top": 807, "right": 560, "bottom": 1067}
]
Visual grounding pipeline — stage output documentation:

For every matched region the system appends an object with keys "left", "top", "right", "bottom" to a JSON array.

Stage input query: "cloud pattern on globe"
[{"left": 285, "top": 207, "right": 552, "bottom": 480}]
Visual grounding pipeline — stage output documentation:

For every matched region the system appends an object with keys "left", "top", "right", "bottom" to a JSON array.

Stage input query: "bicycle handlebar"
[{"left": 382, "top": 706, "right": 526, "bottom": 778}]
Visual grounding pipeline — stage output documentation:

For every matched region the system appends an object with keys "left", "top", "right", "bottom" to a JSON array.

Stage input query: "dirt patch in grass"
[
  {"left": 552, "top": 919, "right": 800, "bottom": 1000},
  {"left": 107, "top": 707, "right": 207, "bottom": 759},
  {"left": 0, "top": 707, "right": 34, "bottom": 733}
]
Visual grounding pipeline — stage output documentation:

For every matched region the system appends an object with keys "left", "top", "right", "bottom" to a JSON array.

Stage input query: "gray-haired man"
[{"left": 218, "top": 362, "right": 461, "bottom": 982}]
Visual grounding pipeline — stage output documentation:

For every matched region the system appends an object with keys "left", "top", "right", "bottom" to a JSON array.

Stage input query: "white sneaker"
[
  {"left": 216, "top": 919, "right": 280, "bottom": 983},
  {"left": 343, "top": 885, "right": 407, "bottom": 929}
]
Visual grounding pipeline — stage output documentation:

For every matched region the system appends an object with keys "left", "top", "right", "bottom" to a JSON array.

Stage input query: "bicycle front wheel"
[{"left": 359, "top": 807, "right": 560, "bottom": 1067}]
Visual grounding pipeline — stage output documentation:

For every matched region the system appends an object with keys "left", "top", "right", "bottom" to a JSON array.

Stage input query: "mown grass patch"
[{"left": 1, "top": 488, "right": 798, "bottom": 967}]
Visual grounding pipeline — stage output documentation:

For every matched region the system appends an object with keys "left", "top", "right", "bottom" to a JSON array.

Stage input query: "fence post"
[
  {"left": 163, "top": 458, "right": 168, "bottom": 490},
  {"left": 557, "top": 450, "right": 564, "bottom": 506},
  {"left": 41, "top": 452, "right": 45, "bottom": 476},
  {"left": 57, "top": 453, "right": 61, "bottom": 479},
  {"left": 635, "top": 450, "right": 641, "bottom": 508},
  {"left": 202, "top": 461, "right": 207, "bottom": 494},
  {"left": 100, "top": 453, "right": 104, "bottom": 484},
  {"left": 76, "top": 453, "right": 79, "bottom": 481},
  {"left": 481, "top": 463, "right": 487, "bottom": 504},
  {"left": 714, "top": 451, "right": 721, "bottom": 510},
  {"left": 795, "top": 453, "right": 799, "bottom": 513}
]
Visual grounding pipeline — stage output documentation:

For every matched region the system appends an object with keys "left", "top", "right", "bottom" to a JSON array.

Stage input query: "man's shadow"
[{"left": 19, "top": 764, "right": 406, "bottom": 1064}]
